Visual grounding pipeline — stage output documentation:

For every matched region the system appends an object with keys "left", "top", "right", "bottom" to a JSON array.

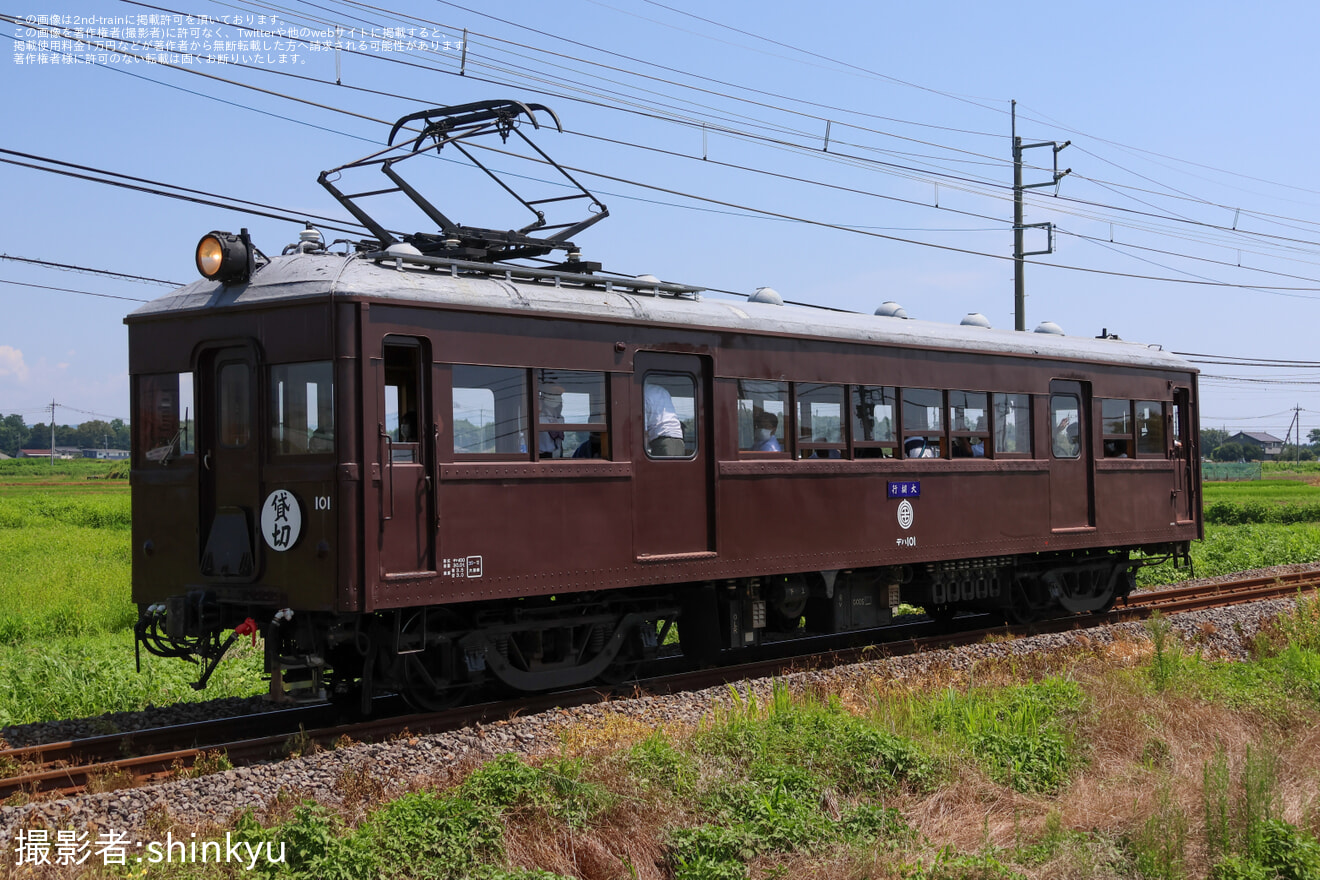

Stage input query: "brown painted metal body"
[{"left": 126, "top": 249, "right": 1201, "bottom": 698}]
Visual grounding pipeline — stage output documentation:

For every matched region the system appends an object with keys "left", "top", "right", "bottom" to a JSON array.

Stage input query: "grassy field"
[
  {"left": 2, "top": 459, "right": 1320, "bottom": 726},
  {"left": 0, "top": 461, "right": 263, "bottom": 728}
]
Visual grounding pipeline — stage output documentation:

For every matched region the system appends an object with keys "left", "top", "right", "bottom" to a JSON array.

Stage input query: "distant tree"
[
  {"left": 0, "top": 414, "right": 28, "bottom": 457},
  {"left": 109, "top": 418, "right": 131, "bottom": 449},
  {"left": 27, "top": 422, "right": 50, "bottom": 452},
  {"left": 1309, "top": 427, "right": 1320, "bottom": 448},
  {"left": 72, "top": 419, "right": 115, "bottom": 450},
  {"left": 1280, "top": 444, "right": 1316, "bottom": 462},
  {"left": 1213, "top": 442, "right": 1245, "bottom": 462},
  {"left": 1199, "top": 428, "right": 1229, "bottom": 458}
]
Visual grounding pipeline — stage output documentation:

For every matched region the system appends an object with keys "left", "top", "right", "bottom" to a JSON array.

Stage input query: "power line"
[
  {"left": 0, "top": 254, "right": 181, "bottom": 287},
  {"left": 9, "top": 12, "right": 1320, "bottom": 297},
  {"left": 0, "top": 278, "right": 151, "bottom": 304}
]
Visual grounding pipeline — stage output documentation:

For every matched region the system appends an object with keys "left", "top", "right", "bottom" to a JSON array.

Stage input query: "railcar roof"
[{"left": 129, "top": 251, "right": 1195, "bottom": 374}]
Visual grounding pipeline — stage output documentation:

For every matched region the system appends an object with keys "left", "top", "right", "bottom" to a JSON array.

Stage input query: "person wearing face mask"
[{"left": 751, "top": 410, "right": 782, "bottom": 452}]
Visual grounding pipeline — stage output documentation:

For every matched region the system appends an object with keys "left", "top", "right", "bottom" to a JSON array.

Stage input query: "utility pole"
[
  {"left": 1285, "top": 404, "right": 1302, "bottom": 462},
  {"left": 49, "top": 399, "right": 56, "bottom": 465},
  {"left": 1012, "top": 100, "right": 1072, "bottom": 331}
]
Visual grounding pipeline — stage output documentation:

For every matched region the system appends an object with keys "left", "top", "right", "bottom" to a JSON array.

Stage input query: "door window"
[
  {"left": 384, "top": 343, "right": 421, "bottom": 463},
  {"left": 1050, "top": 394, "right": 1081, "bottom": 458},
  {"left": 644, "top": 373, "right": 695, "bottom": 459},
  {"left": 217, "top": 363, "right": 250, "bottom": 447}
]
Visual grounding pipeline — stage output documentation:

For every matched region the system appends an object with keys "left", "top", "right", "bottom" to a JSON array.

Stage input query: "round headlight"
[{"left": 195, "top": 231, "right": 251, "bottom": 282}]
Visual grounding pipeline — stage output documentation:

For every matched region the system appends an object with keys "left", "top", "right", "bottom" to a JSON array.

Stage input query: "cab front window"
[
  {"left": 137, "top": 372, "right": 195, "bottom": 464},
  {"left": 270, "top": 361, "right": 335, "bottom": 455}
]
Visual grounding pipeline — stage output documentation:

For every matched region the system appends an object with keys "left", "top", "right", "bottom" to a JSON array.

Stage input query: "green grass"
[
  {"left": 0, "top": 475, "right": 266, "bottom": 726},
  {"left": 0, "top": 458, "right": 127, "bottom": 480},
  {"left": 1203, "top": 480, "right": 1320, "bottom": 505},
  {"left": 916, "top": 678, "right": 1085, "bottom": 794},
  {"left": 0, "top": 631, "right": 264, "bottom": 727},
  {"left": 1139, "top": 523, "right": 1320, "bottom": 587},
  {"left": 0, "top": 490, "right": 134, "bottom": 644}
]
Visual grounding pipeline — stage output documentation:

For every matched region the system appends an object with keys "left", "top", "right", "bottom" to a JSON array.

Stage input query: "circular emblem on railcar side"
[
  {"left": 261, "top": 489, "right": 303, "bottom": 552},
  {"left": 897, "top": 499, "right": 914, "bottom": 530}
]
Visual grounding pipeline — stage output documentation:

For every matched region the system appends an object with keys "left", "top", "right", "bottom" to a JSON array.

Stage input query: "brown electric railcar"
[
  {"left": 128, "top": 103, "right": 1201, "bottom": 709},
  {"left": 127, "top": 243, "right": 1201, "bottom": 707}
]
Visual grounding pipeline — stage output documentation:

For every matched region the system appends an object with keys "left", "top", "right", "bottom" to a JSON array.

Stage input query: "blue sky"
[{"left": 4, "top": 0, "right": 1320, "bottom": 441}]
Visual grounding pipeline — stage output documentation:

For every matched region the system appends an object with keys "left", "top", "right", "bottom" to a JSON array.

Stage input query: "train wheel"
[
  {"left": 766, "top": 574, "right": 808, "bottom": 633},
  {"left": 596, "top": 624, "right": 643, "bottom": 685},
  {"left": 1004, "top": 580, "right": 1047, "bottom": 626},
  {"left": 398, "top": 610, "right": 470, "bottom": 712}
]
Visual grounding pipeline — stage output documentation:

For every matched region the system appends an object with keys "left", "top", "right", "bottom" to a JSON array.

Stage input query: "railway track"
[{"left": 5, "top": 569, "right": 1318, "bottom": 802}]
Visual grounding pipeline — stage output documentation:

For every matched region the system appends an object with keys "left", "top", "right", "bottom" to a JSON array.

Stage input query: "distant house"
[
  {"left": 81, "top": 448, "right": 130, "bottom": 460},
  {"left": 19, "top": 447, "right": 82, "bottom": 460},
  {"left": 1230, "top": 431, "right": 1284, "bottom": 459}
]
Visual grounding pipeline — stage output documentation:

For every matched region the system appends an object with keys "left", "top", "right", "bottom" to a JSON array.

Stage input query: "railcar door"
[
  {"left": 375, "top": 336, "right": 436, "bottom": 577},
  {"left": 633, "top": 353, "right": 714, "bottom": 558},
  {"left": 198, "top": 344, "right": 261, "bottom": 579},
  {"left": 1048, "top": 379, "right": 1095, "bottom": 530},
  {"left": 1172, "top": 387, "right": 1196, "bottom": 523}
]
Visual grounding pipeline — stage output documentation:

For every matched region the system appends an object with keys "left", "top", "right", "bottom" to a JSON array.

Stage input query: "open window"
[
  {"left": 1101, "top": 399, "right": 1133, "bottom": 458},
  {"left": 795, "top": 384, "right": 845, "bottom": 459},
  {"left": 902, "top": 388, "right": 944, "bottom": 458},
  {"left": 949, "top": 391, "right": 988, "bottom": 459},
  {"left": 851, "top": 385, "right": 897, "bottom": 458},
  {"left": 537, "top": 369, "right": 608, "bottom": 460},
  {"left": 737, "top": 380, "right": 787, "bottom": 455}
]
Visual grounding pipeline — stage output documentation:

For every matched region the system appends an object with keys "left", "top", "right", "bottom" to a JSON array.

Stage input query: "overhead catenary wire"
[
  {"left": 15, "top": 8, "right": 1320, "bottom": 281},
  {"left": 14, "top": 17, "right": 1320, "bottom": 297},
  {"left": 94, "top": 2, "right": 1320, "bottom": 253}
]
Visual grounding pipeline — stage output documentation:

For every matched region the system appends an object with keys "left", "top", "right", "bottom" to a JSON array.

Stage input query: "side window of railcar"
[
  {"left": 795, "top": 384, "right": 845, "bottom": 459},
  {"left": 1136, "top": 400, "right": 1165, "bottom": 456},
  {"left": 452, "top": 365, "right": 528, "bottom": 456},
  {"left": 991, "top": 393, "right": 1031, "bottom": 457},
  {"left": 644, "top": 373, "right": 696, "bottom": 458},
  {"left": 851, "top": 386, "right": 897, "bottom": 458},
  {"left": 1101, "top": 399, "right": 1133, "bottom": 458},
  {"left": 901, "top": 388, "right": 944, "bottom": 458},
  {"left": 1050, "top": 395, "right": 1081, "bottom": 458},
  {"left": 737, "top": 380, "right": 787, "bottom": 454},
  {"left": 137, "top": 372, "right": 195, "bottom": 464},
  {"left": 538, "top": 370, "right": 608, "bottom": 460},
  {"left": 949, "top": 391, "right": 988, "bottom": 459},
  {"left": 270, "top": 362, "right": 334, "bottom": 455}
]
